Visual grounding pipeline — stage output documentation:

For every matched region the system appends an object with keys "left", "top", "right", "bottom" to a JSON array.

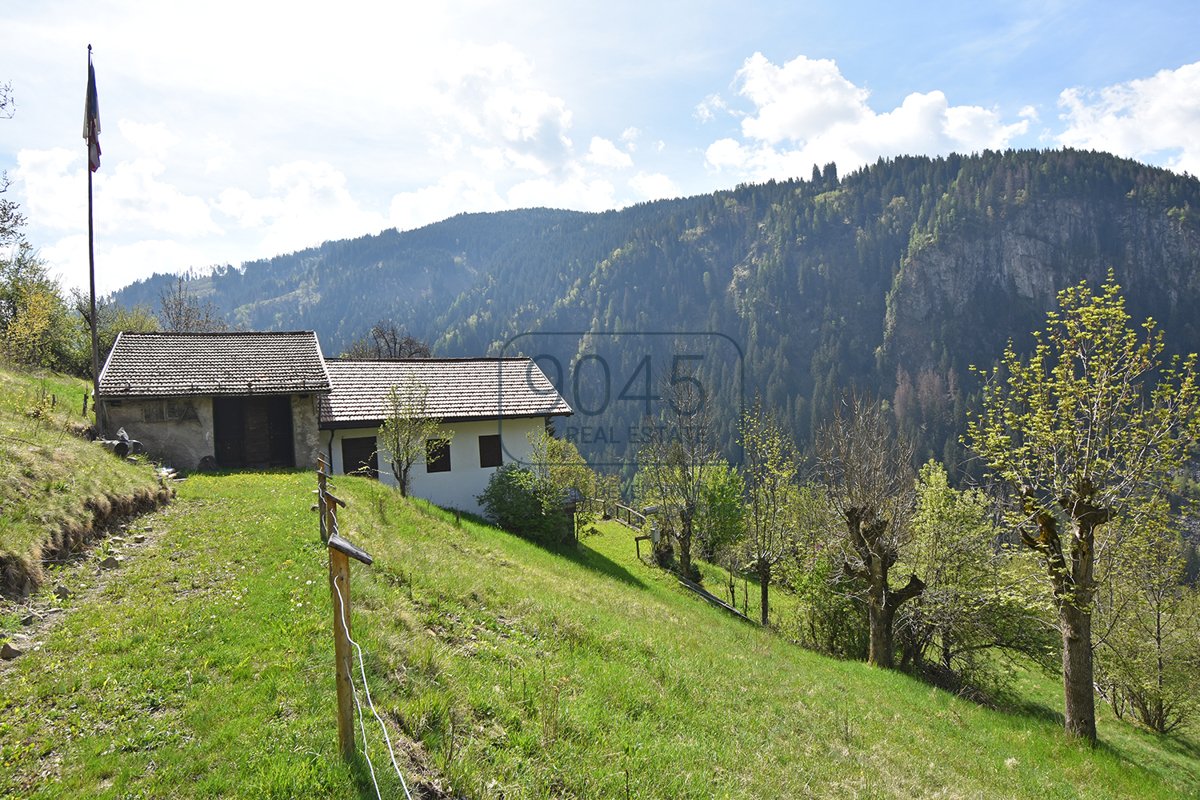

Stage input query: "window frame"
[
  {"left": 425, "top": 437, "right": 452, "bottom": 473},
  {"left": 478, "top": 434, "right": 503, "bottom": 468}
]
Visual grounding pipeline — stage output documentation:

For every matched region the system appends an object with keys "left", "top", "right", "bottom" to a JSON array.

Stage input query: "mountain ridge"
[{"left": 112, "top": 149, "right": 1200, "bottom": 468}]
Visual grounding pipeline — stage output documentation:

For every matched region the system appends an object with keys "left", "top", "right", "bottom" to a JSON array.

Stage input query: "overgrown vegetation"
[
  {"left": 611, "top": 277, "right": 1200, "bottom": 750},
  {"left": 477, "top": 428, "right": 597, "bottom": 545}
]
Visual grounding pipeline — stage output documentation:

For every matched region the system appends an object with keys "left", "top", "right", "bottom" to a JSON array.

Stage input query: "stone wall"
[
  {"left": 291, "top": 394, "right": 322, "bottom": 468},
  {"left": 102, "top": 396, "right": 215, "bottom": 471}
]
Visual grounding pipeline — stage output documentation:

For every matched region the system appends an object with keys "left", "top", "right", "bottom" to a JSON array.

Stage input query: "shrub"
[{"left": 477, "top": 464, "right": 573, "bottom": 546}]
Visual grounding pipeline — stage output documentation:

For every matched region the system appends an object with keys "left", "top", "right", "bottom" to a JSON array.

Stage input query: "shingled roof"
[
  {"left": 319, "top": 358, "right": 573, "bottom": 427},
  {"left": 98, "top": 331, "right": 331, "bottom": 397}
]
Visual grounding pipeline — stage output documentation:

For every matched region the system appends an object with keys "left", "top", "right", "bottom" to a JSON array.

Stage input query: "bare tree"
[
  {"left": 815, "top": 394, "right": 922, "bottom": 669},
  {"left": 342, "top": 320, "right": 431, "bottom": 359},
  {"left": 158, "top": 275, "right": 228, "bottom": 332},
  {"left": 0, "top": 81, "right": 25, "bottom": 248}
]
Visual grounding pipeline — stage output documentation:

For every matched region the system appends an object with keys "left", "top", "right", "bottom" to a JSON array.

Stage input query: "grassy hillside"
[
  {"left": 0, "top": 365, "right": 169, "bottom": 597},
  {"left": 2, "top": 470, "right": 1195, "bottom": 798}
]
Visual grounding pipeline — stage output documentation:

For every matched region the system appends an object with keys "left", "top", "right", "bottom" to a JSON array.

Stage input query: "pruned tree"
[
  {"left": 739, "top": 400, "right": 798, "bottom": 625},
  {"left": 966, "top": 273, "right": 1200, "bottom": 744},
  {"left": 342, "top": 320, "right": 431, "bottom": 359},
  {"left": 815, "top": 394, "right": 922, "bottom": 668},
  {"left": 377, "top": 379, "right": 447, "bottom": 497}
]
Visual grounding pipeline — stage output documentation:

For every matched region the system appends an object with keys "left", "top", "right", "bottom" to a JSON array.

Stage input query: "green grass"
[
  {"left": 4, "top": 470, "right": 1196, "bottom": 798},
  {"left": 0, "top": 364, "right": 165, "bottom": 595}
]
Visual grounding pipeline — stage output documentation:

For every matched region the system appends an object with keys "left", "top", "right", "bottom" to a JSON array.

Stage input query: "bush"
[
  {"left": 477, "top": 464, "right": 573, "bottom": 546},
  {"left": 782, "top": 554, "right": 868, "bottom": 659}
]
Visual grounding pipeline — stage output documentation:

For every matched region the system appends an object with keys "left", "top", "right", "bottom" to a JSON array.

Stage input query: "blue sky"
[{"left": 1, "top": 0, "right": 1197, "bottom": 294}]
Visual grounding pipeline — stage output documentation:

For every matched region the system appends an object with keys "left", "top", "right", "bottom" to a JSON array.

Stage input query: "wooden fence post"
[
  {"left": 316, "top": 457, "right": 373, "bottom": 763},
  {"left": 329, "top": 541, "right": 355, "bottom": 760}
]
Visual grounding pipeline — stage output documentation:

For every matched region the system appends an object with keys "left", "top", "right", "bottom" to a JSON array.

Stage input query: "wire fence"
[{"left": 318, "top": 456, "right": 414, "bottom": 800}]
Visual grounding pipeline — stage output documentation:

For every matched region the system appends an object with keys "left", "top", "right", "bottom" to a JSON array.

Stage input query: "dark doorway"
[
  {"left": 341, "top": 436, "right": 379, "bottom": 479},
  {"left": 212, "top": 395, "right": 295, "bottom": 468}
]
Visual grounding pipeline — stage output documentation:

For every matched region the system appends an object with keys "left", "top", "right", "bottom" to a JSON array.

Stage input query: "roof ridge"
[
  {"left": 325, "top": 356, "right": 534, "bottom": 363},
  {"left": 117, "top": 330, "right": 318, "bottom": 337}
]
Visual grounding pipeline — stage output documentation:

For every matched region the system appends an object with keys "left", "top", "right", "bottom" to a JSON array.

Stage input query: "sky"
[{"left": 2, "top": 0, "right": 1198, "bottom": 295}]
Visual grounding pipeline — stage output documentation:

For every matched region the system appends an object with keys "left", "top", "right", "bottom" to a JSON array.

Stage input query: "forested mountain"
[{"left": 113, "top": 149, "right": 1200, "bottom": 472}]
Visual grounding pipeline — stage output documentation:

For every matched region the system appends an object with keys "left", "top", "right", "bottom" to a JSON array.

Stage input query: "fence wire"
[{"left": 329, "top": 508, "right": 415, "bottom": 800}]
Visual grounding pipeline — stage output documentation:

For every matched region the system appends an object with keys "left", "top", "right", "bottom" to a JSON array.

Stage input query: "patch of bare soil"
[
  {"left": 0, "top": 484, "right": 174, "bottom": 600},
  {"left": 0, "top": 489, "right": 175, "bottom": 665}
]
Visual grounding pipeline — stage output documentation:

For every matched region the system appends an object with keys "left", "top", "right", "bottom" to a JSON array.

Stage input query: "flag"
[{"left": 83, "top": 61, "right": 101, "bottom": 172}]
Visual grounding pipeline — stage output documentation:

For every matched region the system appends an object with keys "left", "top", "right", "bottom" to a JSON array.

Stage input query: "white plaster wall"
[{"left": 328, "top": 417, "right": 545, "bottom": 515}]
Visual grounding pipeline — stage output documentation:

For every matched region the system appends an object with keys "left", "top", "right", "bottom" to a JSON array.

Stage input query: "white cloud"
[
  {"left": 41, "top": 233, "right": 218, "bottom": 295},
  {"left": 101, "top": 156, "right": 219, "bottom": 238},
  {"left": 14, "top": 148, "right": 82, "bottom": 231},
  {"left": 118, "top": 120, "right": 178, "bottom": 162},
  {"left": 704, "top": 138, "right": 749, "bottom": 171},
  {"left": 388, "top": 172, "right": 507, "bottom": 232},
  {"left": 694, "top": 93, "right": 728, "bottom": 123},
  {"left": 736, "top": 53, "right": 868, "bottom": 143},
  {"left": 506, "top": 171, "right": 616, "bottom": 212},
  {"left": 704, "top": 52, "right": 1029, "bottom": 181},
  {"left": 216, "top": 160, "right": 388, "bottom": 255},
  {"left": 586, "top": 136, "right": 634, "bottom": 169},
  {"left": 16, "top": 123, "right": 218, "bottom": 239},
  {"left": 629, "top": 171, "right": 679, "bottom": 201},
  {"left": 433, "top": 43, "right": 575, "bottom": 176},
  {"left": 1057, "top": 61, "right": 1200, "bottom": 175}
]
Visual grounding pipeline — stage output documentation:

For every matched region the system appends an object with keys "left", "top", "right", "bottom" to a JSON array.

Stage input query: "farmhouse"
[
  {"left": 97, "top": 332, "right": 572, "bottom": 514},
  {"left": 98, "top": 331, "right": 330, "bottom": 470},
  {"left": 319, "top": 358, "right": 572, "bottom": 514}
]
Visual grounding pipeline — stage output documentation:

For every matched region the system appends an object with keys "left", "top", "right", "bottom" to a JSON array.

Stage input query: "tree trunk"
[
  {"left": 868, "top": 600, "right": 894, "bottom": 668},
  {"left": 394, "top": 462, "right": 409, "bottom": 497},
  {"left": 677, "top": 519, "right": 693, "bottom": 580},
  {"left": 1060, "top": 603, "right": 1097, "bottom": 744},
  {"left": 759, "top": 564, "right": 771, "bottom": 626}
]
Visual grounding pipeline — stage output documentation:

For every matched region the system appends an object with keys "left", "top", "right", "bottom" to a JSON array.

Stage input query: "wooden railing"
[{"left": 611, "top": 502, "right": 646, "bottom": 530}]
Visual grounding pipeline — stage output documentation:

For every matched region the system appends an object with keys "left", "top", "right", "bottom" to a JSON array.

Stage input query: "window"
[
  {"left": 141, "top": 399, "right": 198, "bottom": 424},
  {"left": 342, "top": 436, "right": 379, "bottom": 479},
  {"left": 142, "top": 401, "right": 165, "bottom": 423},
  {"left": 478, "top": 434, "right": 503, "bottom": 468},
  {"left": 425, "top": 438, "right": 451, "bottom": 473}
]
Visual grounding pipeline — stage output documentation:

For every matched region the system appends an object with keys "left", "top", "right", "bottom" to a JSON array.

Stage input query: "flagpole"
[{"left": 86, "top": 44, "right": 102, "bottom": 433}]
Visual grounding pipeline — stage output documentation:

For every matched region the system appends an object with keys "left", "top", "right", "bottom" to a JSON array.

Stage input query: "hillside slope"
[
  {"left": 0, "top": 365, "right": 170, "bottom": 598},
  {"left": 3, "top": 471, "right": 1195, "bottom": 798}
]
